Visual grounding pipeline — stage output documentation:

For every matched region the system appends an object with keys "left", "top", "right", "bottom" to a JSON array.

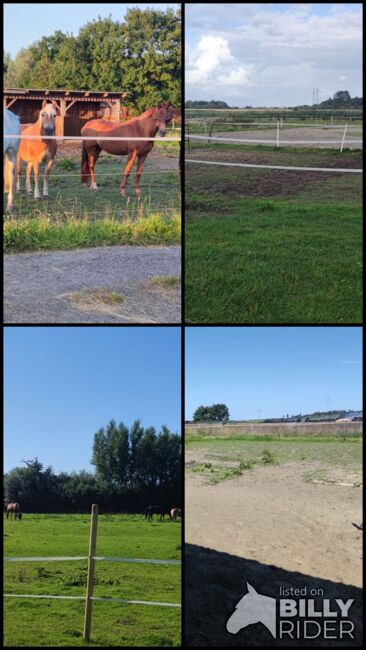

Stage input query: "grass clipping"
[{"left": 4, "top": 212, "right": 181, "bottom": 253}]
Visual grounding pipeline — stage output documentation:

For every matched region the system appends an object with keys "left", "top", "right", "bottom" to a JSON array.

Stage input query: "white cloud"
[
  {"left": 185, "top": 4, "right": 362, "bottom": 106},
  {"left": 217, "top": 66, "right": 253, "bottom": 87},
  {"left": 187, "top": 35, "right": 233, "bottom": 84}
]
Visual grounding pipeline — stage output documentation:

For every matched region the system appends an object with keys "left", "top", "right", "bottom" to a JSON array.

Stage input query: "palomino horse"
[
  {"left": 6, "top": 503, "right": 22, "bottom": 520},
  {"left": 81, "top": 104, "right": 174, "bottom": 197},
  {"left": 16, "top": 100, "right": 57, "bottom": 200},
  {"left": 4, "top": 109, "right": 21, "bottom": 212},
  {"left": 170, "top": 508, "right": 182, "bottom": 522},
  {"left": 145, "top": 505, "right": 171, "bottom": 521}
]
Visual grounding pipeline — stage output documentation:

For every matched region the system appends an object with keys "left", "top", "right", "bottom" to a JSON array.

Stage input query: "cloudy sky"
[{"left": 185, "top": 3, "right": 362, "bottom": 107}]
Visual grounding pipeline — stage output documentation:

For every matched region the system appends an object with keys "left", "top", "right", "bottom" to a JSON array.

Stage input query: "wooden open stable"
[{"left": 3, "top": 88, "right": 131, "bottom": 136}]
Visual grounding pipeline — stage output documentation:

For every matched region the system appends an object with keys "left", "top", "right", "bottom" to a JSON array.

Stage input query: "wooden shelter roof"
[{"left": 4, "top": 88, "right": 130, "bottom": 101}]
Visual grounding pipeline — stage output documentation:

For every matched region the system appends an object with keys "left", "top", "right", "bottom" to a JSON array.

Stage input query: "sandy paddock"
[{"left": 185, "top": 455, "right": 362, "bottom": 646}]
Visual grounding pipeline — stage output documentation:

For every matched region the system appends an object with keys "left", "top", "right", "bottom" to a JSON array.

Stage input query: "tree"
[
  {"left": 193, "top": 404, "right": 230, "bottom": 422},
  {"left": 3, "top": 8, "right": 181, "bottom": 111},
  {"left": 3, "top": 51, "right": 11, "bottom": 75}
]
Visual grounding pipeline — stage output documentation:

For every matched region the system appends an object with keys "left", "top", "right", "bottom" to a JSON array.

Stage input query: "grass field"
[
  {"left": 185, "top": 143, "right": 362, "bottom": 324},
  {"left": 185, "top": 433, "right": 362, "bottom": 485},
  {"left": 4, "top": 141, "right": 180, "bottom": 253},
  {"left": 4, "top": 514, "right": 181, "bottom": 647}
]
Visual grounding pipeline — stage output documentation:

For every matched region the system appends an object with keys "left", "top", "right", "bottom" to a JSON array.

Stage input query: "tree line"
[
  {"left": 4, "top": 7, "right": 181, "bottom": 112},
  {"left": 4, "top": 420, "right": 181, "bottom": 513}
]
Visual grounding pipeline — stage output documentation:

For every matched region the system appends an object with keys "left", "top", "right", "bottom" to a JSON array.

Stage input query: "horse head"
[
  {"left": 39, "top": 100, "right": 58, "bottom": 136},
  {"left": 226, "top": 583, "right": 276, "bottom": 638},
  {"left": 153, "top": 103, "right": 174, "bottom": 136}
]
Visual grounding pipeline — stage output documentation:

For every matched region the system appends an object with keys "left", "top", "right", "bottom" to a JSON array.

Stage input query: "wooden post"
[
  {"left": 208, "top": 124, "right": 213, "bottom": 144},
  {"left": 340, "top": 123, "right": 348, "bottom": 152},
  {"left": 276, "top": 120, "right": 280, "bottom": 147},
  {"left": 83, "top": 504, "right": 98, "bottom": 641}
]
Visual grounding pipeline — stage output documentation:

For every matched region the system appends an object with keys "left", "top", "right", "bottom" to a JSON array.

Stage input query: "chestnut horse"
[
  {"left": 81, "top": 104, "right": 174, "bottom": 197},
  {"left": 4, "top": 108, "right": 21, "bottom": 212},
  {"left": 16, "top": 100, "right": 57, "bottom": 199},
  {"left": 6, "top": 503, "right": 22, "bottom": 520}
]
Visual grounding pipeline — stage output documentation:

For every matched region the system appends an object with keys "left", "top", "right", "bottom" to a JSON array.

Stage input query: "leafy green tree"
[
  {"left": 4, "top": 8, "right": 181, "bottom": 111},
  {"left": 3, "top": 51, "right": 11, "bottom": 75},
  {"left": 193, "top": 403, "right": 230, "bottom": 422}
]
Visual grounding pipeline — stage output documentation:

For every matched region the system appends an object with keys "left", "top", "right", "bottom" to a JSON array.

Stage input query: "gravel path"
[{"left": 5, "top": 245, "right": 181, "bottom": 323}]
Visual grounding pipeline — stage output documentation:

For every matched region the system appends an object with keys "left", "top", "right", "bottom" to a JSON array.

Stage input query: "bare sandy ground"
[
  {"left": 185, "top": 454, "right": 362, "bottom": 646},
  {"left": 186, "top": 462, "right": 362, "bottom": 586}
]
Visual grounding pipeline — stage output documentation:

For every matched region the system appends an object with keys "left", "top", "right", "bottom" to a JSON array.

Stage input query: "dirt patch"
[
  {"left": 186, "top": 148, "right": 361, "bottom": 199},
  {"left": 185, "top": 453, "right": 362, "bottom": 645},
  {"left": 185, "top": 461, "right": 362, "bottom": 585}
]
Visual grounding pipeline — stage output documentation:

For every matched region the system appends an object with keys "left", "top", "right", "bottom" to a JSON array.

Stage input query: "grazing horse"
[
  {"left": 81, "top": 103, "right": 174, "bottom": 197},
  {"left": 145, "top": 505, "right": 171, "bottom": 521},
  {"left": 16, "top": 100, "right": 57, "bottom": 200},
  {"left": 4, "top": 109, "right": 21, "bottom": 213},
  {"left": 6, "top": 503, "right": 22, "bottom": 520},
  {"left": 170, "top": 508, "right": 182, "bottom": 522}
]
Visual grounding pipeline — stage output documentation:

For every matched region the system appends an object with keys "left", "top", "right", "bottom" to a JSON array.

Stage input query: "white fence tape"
[
  {"left": 185, "top": 159, "right": 362, "bottom": 173},
  {"left": 186, "top": 134, "right": 362, "bottom": 145},
  {"left": 4, "top": 134, "right": 180, "bottom": 142},
  {"left": 4, "top": 555, "right": 181, "bottom": 565},
  {"left": 4, "top": 556, "right": 88, "bottom": 562},
  {"left": 4, "top": 593, "right": 180, "bottom": 607}
]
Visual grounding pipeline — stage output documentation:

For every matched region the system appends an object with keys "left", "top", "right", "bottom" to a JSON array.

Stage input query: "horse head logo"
[{"left": 226, "top": 583, "right": 276, "bottom": 638}]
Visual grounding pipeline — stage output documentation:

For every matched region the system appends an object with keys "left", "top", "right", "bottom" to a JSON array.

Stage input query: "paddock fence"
[
  {"left": 185, "top": 128, "right": 362, "bottom": 151},
  {"left": 4, "top": 505, "right": 181, "bottom": 641}
]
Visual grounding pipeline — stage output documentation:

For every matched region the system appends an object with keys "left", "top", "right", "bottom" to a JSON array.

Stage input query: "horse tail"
[{"left": 81, "top": 143, "right": 90, "bottom": 183}]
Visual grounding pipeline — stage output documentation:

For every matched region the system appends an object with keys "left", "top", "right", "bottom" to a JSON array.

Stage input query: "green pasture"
[
  {"left": 4, "top": 143, "right": 180, "bottom": 253},
  {"left": 185, "top": 434, "right": 362, "bottom": 486},
  {"left": 4, "top": 513, "right": 181, "bottom": 647},
  {"left": 185, "top": 144, "right": 362, "bottom": 324}
]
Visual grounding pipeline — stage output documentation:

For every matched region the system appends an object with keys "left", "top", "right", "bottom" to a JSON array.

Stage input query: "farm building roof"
[{"left": 4, "top": 88, "right": 131, "bottom": 101}]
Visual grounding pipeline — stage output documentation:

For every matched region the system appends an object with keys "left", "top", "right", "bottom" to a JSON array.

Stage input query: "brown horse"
[
  {"left": 16, "top": 100, "right": 57, "bottom": 199},
  {"left": 81, "top": 104, "right": 174, "bottom": 197},
  {"left": 170, "top": 508, "right": 182, "bottom": 522},
  {"left": 6, "top": 503, "right": 22, "bottom": 520}
]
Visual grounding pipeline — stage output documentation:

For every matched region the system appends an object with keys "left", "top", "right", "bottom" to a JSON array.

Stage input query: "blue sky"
[
  {"left": 4, "top": 327, "right": 181, "bottom": 474},
  {"left": 185, "top": 3, "right": 362, "bottom": 106},
  {"left": 4, "top": 3, "right": 180, "bottom": 57},
  {"left": 185, "top": 327, "right": 362, "bottom": 420}
]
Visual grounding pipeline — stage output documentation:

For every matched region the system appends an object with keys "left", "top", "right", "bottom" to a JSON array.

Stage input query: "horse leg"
[
  {"left": 120, "top": 150, "right": 138, "bottom": 197},
  {"left": 16, "top": 156, "right": 22, "bottom": 192},
  {"left": 33, "top": 162, "right": 41, "bottom": 199},
  {"left": 5, "top": 156, "right": 15, "bottom": 213},
  {"left": 88, "top": 146, "right": 101, "bottom": 191},
  {"left": 43, "top": 158, "right": 54, "bottom": 198},
  {"left": 26, "top": 162, "right": 33, "bottom": 195},
  {"left": 135, "top": 152, "right": 148, "bottom": 197}
]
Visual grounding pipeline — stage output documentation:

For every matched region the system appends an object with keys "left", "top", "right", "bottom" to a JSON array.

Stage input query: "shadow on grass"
[{"left": 185, "top": 544, "right": 362, "bottom": 646}]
